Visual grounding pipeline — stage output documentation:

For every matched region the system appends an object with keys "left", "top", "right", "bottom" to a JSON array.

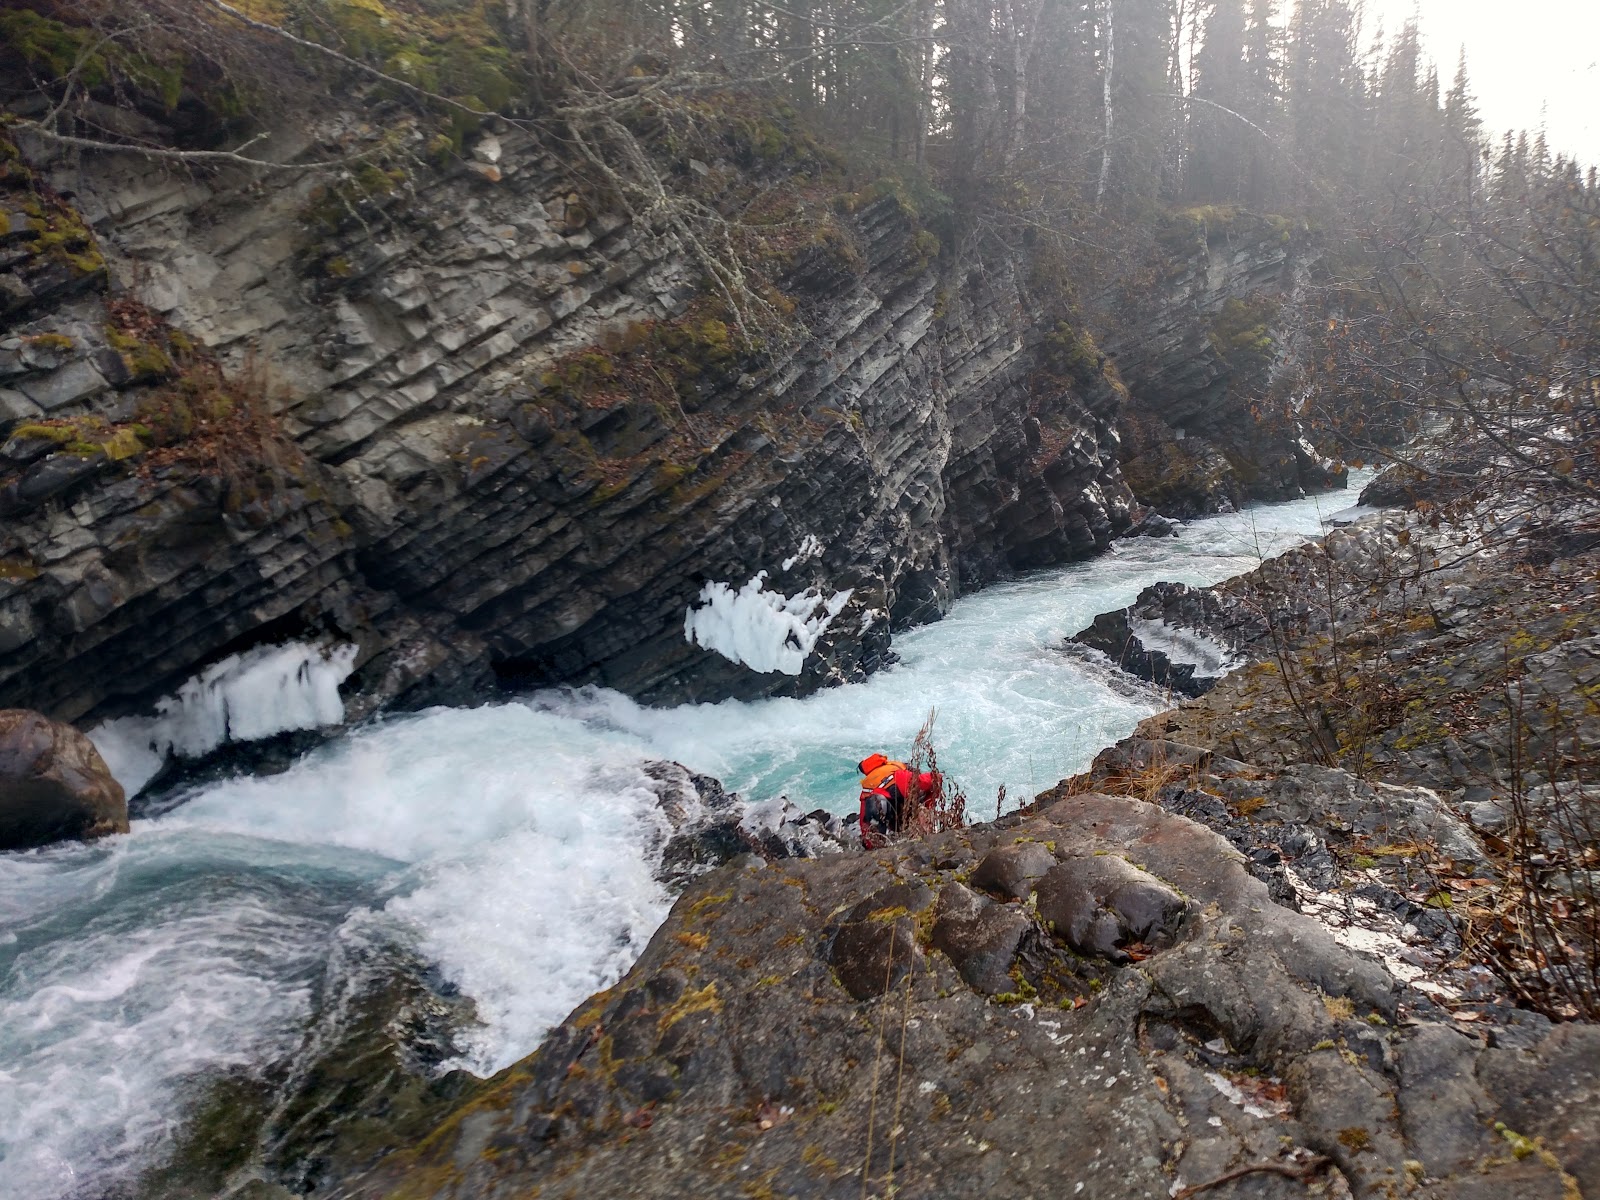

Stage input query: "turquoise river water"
[{"left": 0, "top": 478, "right": 1370, "bottom": 1197}]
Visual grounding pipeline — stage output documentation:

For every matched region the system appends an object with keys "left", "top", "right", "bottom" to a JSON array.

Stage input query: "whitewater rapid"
[{"left": 0, "top": 480, "right": 1368, "bottom": 1197}]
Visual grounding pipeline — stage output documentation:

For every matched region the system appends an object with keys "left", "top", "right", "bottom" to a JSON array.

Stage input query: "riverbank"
[
  {"left": 321, "top": 473, "right": 1600, "bottom": 1200},
  {"left": 0, "top": 485, "right": 1360, "bottom": 1198},
  {"left": 1068, "top": 476, "right": 1600, "bottom": 1026}
]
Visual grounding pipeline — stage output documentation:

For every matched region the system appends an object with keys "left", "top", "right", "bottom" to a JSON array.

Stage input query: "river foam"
[
  {"left": 0, "top": 477, "right": 1367, "bottom": 1197},
  {"left": 0, "top": 707, "right": 678, "bottom": 1198}
]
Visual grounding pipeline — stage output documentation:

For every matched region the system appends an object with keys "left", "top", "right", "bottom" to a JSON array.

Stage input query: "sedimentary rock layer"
[{"left": 1, "top": 126, "right": 1132, "bottom": 726}]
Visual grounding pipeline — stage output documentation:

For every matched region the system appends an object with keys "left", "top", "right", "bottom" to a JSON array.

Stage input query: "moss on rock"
[{"left": 1209, "top": 296, "right": 1280, "bottom": 375}]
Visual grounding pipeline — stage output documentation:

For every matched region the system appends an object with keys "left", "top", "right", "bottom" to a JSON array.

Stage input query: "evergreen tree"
[
  {"left": 1442, "top": 49, "right": 1483, "bottom": 214},
  {"left": 1240, "top": 0, "right": 1284, "bottom": 206},
  {"left": 1103, "top": 0, "right": 1177, "bottom": 208},
  {"left": 1188, "top": 0, "right": 1250, "bottom": 202},
  {"left": 1287, "top": 0, "right": 1365, "bottom": 206}
]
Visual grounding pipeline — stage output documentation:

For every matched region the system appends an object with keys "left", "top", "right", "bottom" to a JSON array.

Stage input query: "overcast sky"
[{"left": 1361, "top": 0, "right": 1598, "bottom": 164}]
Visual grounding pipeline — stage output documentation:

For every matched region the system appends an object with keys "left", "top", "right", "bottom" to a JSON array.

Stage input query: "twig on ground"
[{"left": 1173, "top": 1153, "right": 1332, "bottom": 1198}]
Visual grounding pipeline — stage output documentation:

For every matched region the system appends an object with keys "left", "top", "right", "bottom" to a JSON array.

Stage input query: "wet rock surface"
[
  {"left": 329, "top": 792, "right": 1593, "bottom": 1200},
  {"left": 1033, "top": 853, "right": 1189, "bottom": 962},
  {"left": 136, "top": 941, "right": 482, "bottom": 1200},
  {"left": 1100, "top": 210, "right": 1347, "bottom": 515},
  {"left": 644, "top": 759, "right": 855, "bottom": 890},
  {"left": 2, "top": 127, "right": 1137, "bottom": 733},
  {"left": 0, "top": 706, "right": 127, "bottom": 848}
]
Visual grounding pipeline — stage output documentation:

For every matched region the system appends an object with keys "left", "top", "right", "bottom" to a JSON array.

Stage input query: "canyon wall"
[{"left": 0, "top": 119, "right": 1323, "bottom": 745}]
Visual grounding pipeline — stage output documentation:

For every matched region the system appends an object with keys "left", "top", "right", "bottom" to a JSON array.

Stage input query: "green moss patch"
[
  {"left": 1041, "top": 321, "right": 1105, "bottom": 389},
  {"left": 1209, "top": 296, "right": 1280, "bottom": 374},
  {"left": 526, "top": 305, "right": 757, "bottom": 502},
  {"left": 105, "top": 323, "right": 175, "bottom": 382},
  {"left": 657, "top": 982, "right": 723, "bottom": 1032},
  {"left": 0, "top": 9, "right": 184, "bottom": 110},
  {"left": 303, "top": 164, "right": 409, "bottom": 233},
  {"left": 11, "top": 416, "right": 149, "bottom": 463}
]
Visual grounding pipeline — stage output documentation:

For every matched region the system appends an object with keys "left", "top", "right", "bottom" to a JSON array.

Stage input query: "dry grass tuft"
[{"left": 897, "top": 708, "right": 968, "bottom": 838}]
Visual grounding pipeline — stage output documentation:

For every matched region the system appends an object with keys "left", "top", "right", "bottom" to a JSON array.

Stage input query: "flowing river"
[{"left": 0, "top": 479, "right": 1370, "bottom": 1197}]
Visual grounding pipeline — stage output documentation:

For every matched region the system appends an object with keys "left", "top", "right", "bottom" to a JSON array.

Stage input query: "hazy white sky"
[{"left": 1361, "top": 0, "right": 1599, "bottom": 163}]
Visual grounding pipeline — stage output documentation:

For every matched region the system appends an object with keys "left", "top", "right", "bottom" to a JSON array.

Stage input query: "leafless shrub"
[
  {"left": 1471, "top": 675, "right": 1600, "bottom": 1019},
  {"left": 901, "top": 707, "right": 967, "bottom": 838}
]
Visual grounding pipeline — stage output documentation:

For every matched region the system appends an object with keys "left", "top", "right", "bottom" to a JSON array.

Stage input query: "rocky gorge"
[
  {"left": 4, "top": 12, "right": 1596, "bottom": 1200},
  {"left": 259, "top": 463, "right": 1600, "bottom": 1200},
  {"left": 1, "top": 83, "right": 1337, "bottom": 790}
]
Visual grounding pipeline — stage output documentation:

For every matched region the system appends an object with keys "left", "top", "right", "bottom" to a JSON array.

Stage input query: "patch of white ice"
[
  {"left": 737, "top": 794, "right": 849, "bottom": 856},
  {"left": 89, "top": 642, "right": 358, "bottom": 796},
  {"left": 1284, "top": 867, "right": 1461, "bottom": 1002},
  {"left": 1205, "top": 1070, "right": 1286, "bottom": 1120},
  {"left": 1127, "top": 617, "right": 1240, "bottom": 678},
  {"left": 684, "top": 572, "right": 852, "bottom": 675}
]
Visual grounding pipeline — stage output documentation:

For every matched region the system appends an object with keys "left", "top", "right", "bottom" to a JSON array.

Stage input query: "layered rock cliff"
[
  {"left": 0, "top": 102, "right": 1355, "bottom": 784},
  {"left": 1097, "top": 207, "right": 1345, "bottom": 516},
  {"left": 2, "top": 118, "right": 1141, "bottom": 746}
]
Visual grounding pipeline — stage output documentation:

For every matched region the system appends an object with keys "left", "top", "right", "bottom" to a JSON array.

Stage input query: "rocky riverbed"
[{"left": 295, "top": 465, "right": 1597, "bottom": 1200}]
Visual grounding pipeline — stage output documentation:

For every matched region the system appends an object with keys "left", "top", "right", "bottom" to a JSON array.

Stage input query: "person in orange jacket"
[{"left": 856, "top": 753, "right": 940, "bottom": 847}]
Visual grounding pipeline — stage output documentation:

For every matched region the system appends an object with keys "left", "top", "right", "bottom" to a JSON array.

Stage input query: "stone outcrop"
[
  {"left": 1072, "top": 579, "right": 1243, "bottom": 697},
  {"left": 1, "top": 122, "right": 1134, "bottom": 737},
  {"left": 0, "top": 706, "right": 127, "bottom": 848},
  {"left": 1066, "top": 739, "right": 1513, "bottom": 1008},
  {"left": 330, "top": 791, "right": 1597, "bottom": 1200},
  {"left": 1072, "top": 475, "right": 1600, "bottom": 1027}
]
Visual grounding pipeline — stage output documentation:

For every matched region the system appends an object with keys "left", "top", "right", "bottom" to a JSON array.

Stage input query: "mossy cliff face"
[
  {"left": 0, "top": 113, "right": 1132, "bottom": 724},
  {"left": 1099, "top": 207, "right": 1345, "bottom": 516}
]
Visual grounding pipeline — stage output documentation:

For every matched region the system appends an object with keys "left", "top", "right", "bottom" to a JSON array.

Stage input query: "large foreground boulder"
[
  {"left": 0, "top": 708, "right": 128, "bottom": 850},
  {"left": 333, "top": 792, "right": 1595, "bottom": 1200}
]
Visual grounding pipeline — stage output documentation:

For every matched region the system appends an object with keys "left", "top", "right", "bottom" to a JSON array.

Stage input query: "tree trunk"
[
  {"left": 915, "top": 0, "right": 934, "bottom": 167},
  {"left": 1097, "top": 0, "right": 1115, "bottom": 208},
  {"left": 1003, "top": 0, "right": 1045, "bottom": 168}
]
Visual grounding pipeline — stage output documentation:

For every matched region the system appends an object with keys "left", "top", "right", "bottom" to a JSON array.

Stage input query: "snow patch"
[
  {"left": 1127, "top": 617, "right": 1240, "bottom": 678},
  {"left": 1325, "top": 503, "right": 1381, "bottom": 527},
  {"left": 739, "top": 793, "right": 799, "bottom": 835},
  {"left": 89, "top": 642, "right": 358, "bottom": 796},
  {"left": 684, "top": 572, "right": 853, "bottom": 675},
  {"left": 1284, "top": 867, "right": 1461, "bottom": 1002}
]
